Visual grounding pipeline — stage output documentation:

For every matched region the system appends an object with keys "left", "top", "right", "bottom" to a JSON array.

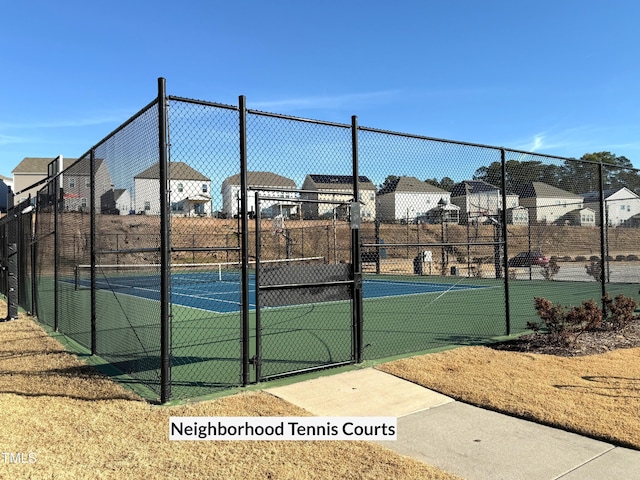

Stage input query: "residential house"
[
  {"left": 12, "top": 157, "right": 77, "bottom": 203},
  {"left": 0, "top": 174, "right": 12, "bottom": 191},
  {"left": 300, "top": 175, "right": 377, "bottom": 221},
  {"left": 561, "top": 207, "right": 596, "bottom": 226},
  {"left": 506, "top": 206, "right": 529, "bottom": 226},
  {"left": 450, "top": 180, "right": 519, "bottom": 224},
  {"left": 0, "top": 179, "right": 8, "bottom": 213},
  {"left": 134, "top": 162, "right": 211, "bottom": 216},
  {"left": 376, "top": 176, "right": 458, "bottom": 224},
  {"left": 62, "top": 158, "right": 112, "bottom": 212},
  {"left": 580, "top": 187, "right": 640, "bottom": 226},
  {"left": 100, "top": 188, "right": 132, "bottom": 215},
  {"left": 514, "top": 181, "right": 583, "bottom": 225},
  {"left": 221, "top": 172, "right": 298, "bottom": 219}
]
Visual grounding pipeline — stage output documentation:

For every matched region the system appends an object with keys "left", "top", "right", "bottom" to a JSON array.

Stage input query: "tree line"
[{"left": 380, "top": 152, "right": 640, "bottom": 195}]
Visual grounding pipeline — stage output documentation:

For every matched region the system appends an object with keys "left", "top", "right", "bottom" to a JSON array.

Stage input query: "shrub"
[
  {"left": 540, "top": 257, "right": 560, "bottom": 281},
  {"left": 626, "top": 254, "right": 639, "bottom": 261},
  {"left": 585, "top": 259, "right": 603, "bottom": 282},
  {"left": 575, "top": 255, "right": 587, "bottom": 262},
  {"left": 530, "top": 294, "right": 639, "bottom": 346},
  {"left": 616, "top": 255, "right": 627, "bottom": 261},
  {"left": 603, "top": 293, "right": 639, "bottom": 330}
]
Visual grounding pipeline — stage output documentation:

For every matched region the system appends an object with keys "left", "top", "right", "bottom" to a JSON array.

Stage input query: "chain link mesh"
[{"left": 17, "top": 85, "right": 640, "bottom": 402}]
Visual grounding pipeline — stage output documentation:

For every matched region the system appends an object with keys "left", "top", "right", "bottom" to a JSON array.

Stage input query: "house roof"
[
  {"left": 450, "top": 180, "right": 499, "bottom": 197},
  {"left": 378, "top": 176, "right": 448, "bottom": 196},
  {"left": 515, "top": 181, "right": 581, "bottom": 199},
  {"left": 135, "top": 162, "right": 210, "bottom": 181},
  {"left": 305, "top": 174, "right": 375, "bottom": 190},
  {"left": 113, "top": 189, "right": 128, "bottom": 200},
  {"left": 64, "top": 158, "right": 105, "bottom": 175},
  {"left": 580, "top": 187, "right": 639, "bottom": 202},
  {"left": 12, "top": 157, "right": 78, "bottom": 174},
  {"left": 223, "top": 171, "right": 296, "bottom": 188}
]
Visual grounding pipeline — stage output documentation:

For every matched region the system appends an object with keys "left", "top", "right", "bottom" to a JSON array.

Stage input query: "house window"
[
  {"left": 621, "top": 205, "right": 626, "bottom": 211},
  {"left": 171, "top": 202, "right": 183, "bottom": 212},
  {"left": 144, "top": 201, "right": 151, "bottom": 211},
  {"left": 194, "top": 203, "right": 205, "bottom": 215},
  {"left": 81, "top": 198, "right": 87, "bottom": 208},
  {"left": 177, "top": 183, "right": 184, "bottom": 193},
  {"left": 369, "top": 192, "right": 375, "bottom": 201},
  {"left": 85, "top": 178, "right": 90, "bottom": 188},
  {"left": 202, "top": 184, "right": 208, "bottom": 193},
  {"left": 69, "top": 177, "right": 76, "bottom": 188}
]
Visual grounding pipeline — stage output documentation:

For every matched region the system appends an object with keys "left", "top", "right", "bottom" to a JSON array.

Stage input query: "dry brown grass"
[
  {"left": 378, "top": 345, "right": 640, "bottom": 450},
  {"left": 0, "top": 306, "right": 458, "bottom": 480}
]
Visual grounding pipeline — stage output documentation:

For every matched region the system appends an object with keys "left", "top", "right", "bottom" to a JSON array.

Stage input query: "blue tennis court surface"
[{"left": 77, "top": 272, "right": 487, "bottom": 314}]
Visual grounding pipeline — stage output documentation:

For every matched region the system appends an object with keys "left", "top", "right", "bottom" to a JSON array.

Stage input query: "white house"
[
  {"left": 100, "top": 188, "right": 132, "bottom": 215},
  {"left": 581, "top": 187, "right": 640, "bottom": 226},
  {"left": 376, "top": 176, "right": 458, "bottom": 223},
  {"left": 300, "top": 174, "right": 377, "bottom": 221},
  {"left": 514, "top": 181, "right": 583, "bottom": 225},
  {"left": 450, "top": 180, "right": 519, "bottom": 224},
  {"left": 220, "top": 172, "right": 298, "bottom": 219},
  {"left": 134, "top": 162, "right": 211, "bottom": 216},
  {"left": 62, "top": 158, "right": 112, "bottom": 212}
]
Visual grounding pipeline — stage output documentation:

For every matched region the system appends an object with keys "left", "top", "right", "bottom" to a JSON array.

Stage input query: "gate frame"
[{"left": 251, "top": 188, "right": 362, "bottom": 382}]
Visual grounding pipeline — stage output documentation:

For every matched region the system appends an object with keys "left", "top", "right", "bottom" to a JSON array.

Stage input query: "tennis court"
[{"left": 74, "top": 260, "right": 488, "bottom": 314}]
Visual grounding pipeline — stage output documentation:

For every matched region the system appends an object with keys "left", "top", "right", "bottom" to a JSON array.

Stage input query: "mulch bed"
[{"left": 490, "top": 320, "right": 640, "bottom": 357}]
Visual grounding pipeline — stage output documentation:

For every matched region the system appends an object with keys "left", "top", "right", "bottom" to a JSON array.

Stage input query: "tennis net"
[{"left": 74, "top": 256, "right": 326, "bottom": 291}]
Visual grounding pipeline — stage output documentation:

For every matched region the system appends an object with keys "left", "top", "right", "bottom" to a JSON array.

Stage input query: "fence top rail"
[
  {"left": 247, "top": 108, "right": 351, "bottom": 129},
  {"left": 168, "top": 95, "right": 239, "bottom": 111}
]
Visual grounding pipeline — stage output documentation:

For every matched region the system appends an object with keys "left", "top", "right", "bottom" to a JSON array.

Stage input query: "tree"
[
  {"left": 378, "top": 175, "right": 399, "bottom": 194},
  {"left": 425, "top": 177, "right": 455, "bottom": 191},
  {"left": 562, "top": 152, "right": 639, "bottom": 193}
]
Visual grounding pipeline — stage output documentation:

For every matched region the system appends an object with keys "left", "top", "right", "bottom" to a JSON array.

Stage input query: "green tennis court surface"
[{"left": 46, "top": 273, "right": 640, "bottom": 401}]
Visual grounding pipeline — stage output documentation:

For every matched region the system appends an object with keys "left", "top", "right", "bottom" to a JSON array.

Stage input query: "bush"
[
  {"left": 529, "top": 294, "right": 639, "bottom": 346},
  {"left": 589, "top": 255, "right": 600, "bottom": 261},
  {"left": 540, "top": 257, "right": 560, "bottom": 281},
  {"left": 626, "top": 254, "right": 639, "bottom": 261},
  {"left": 586, "top": 259, "right": 603, "bottom": 282},
  {"left": 575, "top": 255, "right": 587, "bottom": 262},
  {"left": 616, "top": 255, "right": 627, "bottom": 261}
]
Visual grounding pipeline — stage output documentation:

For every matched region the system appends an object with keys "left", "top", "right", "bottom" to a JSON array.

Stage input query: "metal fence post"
[
  {"left": 239, "top": 95, "right": 251, "bottom": 386},
  {"left": 90, "top": 149, "right": 97, "bottom": 355},
  {"left": 158, "top": 77, "right": 171, "bottom": 403},
  {"left": 597, "top": 162, "right": 607, "bottom": 311},
  {"left": 53, "top": 164, "right": 59, "bottom": 332},
  {"left": 351, "top": 115, "right": 363, "bottom": 363},
  {"left": 500, "top": 149, "right": 511, "bottom": 335}
]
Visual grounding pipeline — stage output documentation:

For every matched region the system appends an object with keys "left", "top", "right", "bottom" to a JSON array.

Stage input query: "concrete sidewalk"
[{"left": 266, "top": 368, "right": 640, "bottom": 480}]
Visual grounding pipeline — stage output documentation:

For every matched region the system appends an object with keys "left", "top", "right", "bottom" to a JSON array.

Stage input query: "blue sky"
[{"left": 2, "top": 0, "right": 640, "bottom": 182}]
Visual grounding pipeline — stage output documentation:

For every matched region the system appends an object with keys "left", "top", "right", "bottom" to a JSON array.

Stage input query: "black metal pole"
[
  {"left": 53, "top": 163, "right": 59, "bottom": 332},
  {"left": 90, "top": 149, "right": 97, "bottom": 355},
  {"left": 351, "top": 115, "right": 364, "bottom": 363},
  {"left": 598, "top": 162, "right": 607, "bottom": 309},
  {"left": 158, "top": 77, "right": 171, "bottom": 403},
  {"left": 254, "top": 192, "right": 261, "bottom": 382},
  {"left": 239, "top": 95, "right": 251, "bottom": 386},
  {"left": 500, "top": 149, "right": 511, "bottom": 335}
]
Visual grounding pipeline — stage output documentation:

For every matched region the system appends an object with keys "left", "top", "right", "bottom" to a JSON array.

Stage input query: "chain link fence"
[{"left": 5, "top": 78, "right": 639, "bottom": 402}]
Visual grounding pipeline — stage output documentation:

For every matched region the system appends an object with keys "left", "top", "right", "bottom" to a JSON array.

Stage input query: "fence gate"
[{"left": 252, "top": 192, "right": 362, "bottom": 381}]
